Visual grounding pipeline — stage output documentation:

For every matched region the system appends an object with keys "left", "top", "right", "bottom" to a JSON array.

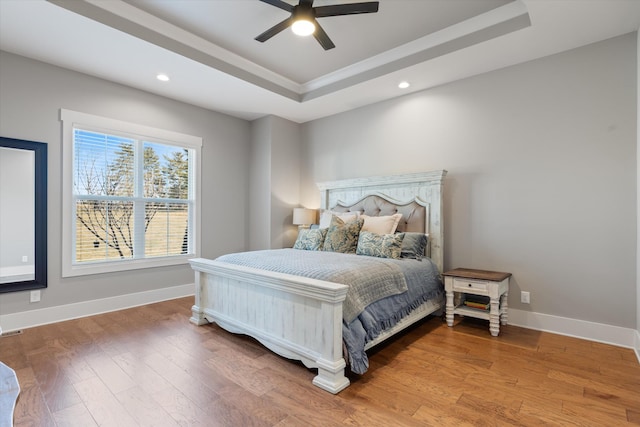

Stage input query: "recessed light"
[
  {"left": 398, "top": 81, "right": 410, "bottom": 89},
  {"left": 156, "top": 74, "right": 170, "bottom": 82}
]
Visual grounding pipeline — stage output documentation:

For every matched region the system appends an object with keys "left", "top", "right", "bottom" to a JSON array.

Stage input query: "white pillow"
[
  {"left": 319, "top": 210, "right": 359, "bottom": 229},
  {"left": 361, "top": 213, "right": 403, "bottom": 234}
]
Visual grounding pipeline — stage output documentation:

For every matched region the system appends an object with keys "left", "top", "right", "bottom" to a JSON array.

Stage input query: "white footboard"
[{"left": 189, "top": 258, "right": 350, "bottom": 394}]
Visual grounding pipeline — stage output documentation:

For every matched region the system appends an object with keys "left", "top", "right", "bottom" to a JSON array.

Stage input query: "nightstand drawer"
[{"left": 452, "top": 278, "right": 488, "bottom": 293}]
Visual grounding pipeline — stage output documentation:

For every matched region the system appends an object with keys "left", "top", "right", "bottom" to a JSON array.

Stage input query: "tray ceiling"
[{"left": 1, "top": 0, "right": 638, "bottom": 122}]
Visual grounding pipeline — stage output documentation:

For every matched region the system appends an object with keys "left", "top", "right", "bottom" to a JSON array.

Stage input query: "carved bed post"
[
  {"left": 190, "top": 269, "right": 208, "bottom": 325},
  {"left": 312, "top": 299, "right": 350, "bottom": 394}
]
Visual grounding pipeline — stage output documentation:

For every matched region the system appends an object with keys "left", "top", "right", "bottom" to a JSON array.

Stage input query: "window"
[{"left": 61, "top": 110, "right": 201, "bottom": 277}]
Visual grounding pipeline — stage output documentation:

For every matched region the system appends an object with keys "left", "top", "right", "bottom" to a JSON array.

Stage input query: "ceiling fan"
[{"left": 255, "top": 0, "right": 380, "bottom": 50}]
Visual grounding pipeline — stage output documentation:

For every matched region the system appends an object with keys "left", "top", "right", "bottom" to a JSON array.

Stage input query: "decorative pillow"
[
  {"left": 322, "top": 215, "right": 364, "bottom": 253},
  {"left": 356, "top": 231, "right": 404, "bottom": 259},
  {"left": 293, "top": 228, "right": 327, "bottom": 251},
  {"left": 399, "top": 232, "right": 428, "bottom": 259},
  {"left": 361, "top": 213, "right": 403, "bottom": 234},
  {"left": 319, "top": 210, "right": 359, "bottom": 229}
]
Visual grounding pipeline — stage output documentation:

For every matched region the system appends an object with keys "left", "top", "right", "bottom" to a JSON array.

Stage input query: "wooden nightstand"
[{"left": 443, "top": 268, "right": 512, "bottom": 336}]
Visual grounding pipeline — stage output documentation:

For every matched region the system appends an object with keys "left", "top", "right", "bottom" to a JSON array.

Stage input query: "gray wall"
[
  {"left": 0, "top": 51, "right": 251, "bottom": 315},
  {"left": 637, "top": 29, "right": 640, "bottom": 337},
  {"left": 249, "top": 116, "right": 272, "bottom": 251},
  {"left": 269, "top": 116, "right": 302, "bottom": 249},
  {"left": 249, "top": 115, "right": 302, "bottom": 250},
  {"left": 1, "top": 32, "right": 637, "bottom": 334},
  {"left": 301, "top": 34, "right": 637, "bottom": 329}
]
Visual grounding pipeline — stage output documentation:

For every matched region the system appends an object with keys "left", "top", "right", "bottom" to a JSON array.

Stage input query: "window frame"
[{"left": 61, "top": 109, "right": 202, "bottom": 277}]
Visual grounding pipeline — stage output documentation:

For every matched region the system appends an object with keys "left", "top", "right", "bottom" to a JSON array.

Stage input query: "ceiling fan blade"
[
  {"left": 313, "top": 21, "right": 335, "bottom": 50},
  {"left": 258, "top": 0, "right": 294, "bottom": 13},
  {"left": 255, "top": 17, "right": 294, "bottom": 42},
  {"left": 300, "top": 0, "right": 315, "bottom": 6},
  {"left": 315, "top": 2, "right": 379, "bottom": 18}
]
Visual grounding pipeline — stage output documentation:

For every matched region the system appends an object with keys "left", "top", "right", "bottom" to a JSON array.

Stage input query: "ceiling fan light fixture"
[
  {"left": 291, "top": 19, "right": 315, "bottom": 36},
  {"left": 255, "top": 0, "right": 379, "bottom": 50}
]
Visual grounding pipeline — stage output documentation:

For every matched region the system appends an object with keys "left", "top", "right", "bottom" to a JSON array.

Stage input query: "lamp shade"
[{"left": 292, "top": 208, "right": 316, "bottom": 225}]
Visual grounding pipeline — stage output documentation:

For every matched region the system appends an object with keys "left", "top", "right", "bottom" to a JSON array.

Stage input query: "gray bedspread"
[
  {"left": 217, "top": 249, "right": 408, "bottom": 323},
  {"left": 342, "top": 256, "right": 444, "bottom": 374}
]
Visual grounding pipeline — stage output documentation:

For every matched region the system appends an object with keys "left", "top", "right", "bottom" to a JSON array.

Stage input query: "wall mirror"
[{"left": 0, "top": 136, "right": 47, "bottom": 293}]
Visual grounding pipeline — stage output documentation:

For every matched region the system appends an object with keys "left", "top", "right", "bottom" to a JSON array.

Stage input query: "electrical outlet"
[
  {"left": 521, "top": 291, "right": 530, "bottom": 304},
  {"left": 30, "top": 290, "right": 41, "bottom": 303},
  {"left": 22, "top": 255, "right": 28, "bottom": 263}
]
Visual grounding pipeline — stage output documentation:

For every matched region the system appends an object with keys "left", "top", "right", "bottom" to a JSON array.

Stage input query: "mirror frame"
[{"left": 0, "top": 136, "right": 47, "bottom": 293}]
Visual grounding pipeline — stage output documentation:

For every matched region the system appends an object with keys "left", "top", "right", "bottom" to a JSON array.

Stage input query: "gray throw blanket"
[{"left": 217, "top": 249, "right": 408, "bottom": 323}]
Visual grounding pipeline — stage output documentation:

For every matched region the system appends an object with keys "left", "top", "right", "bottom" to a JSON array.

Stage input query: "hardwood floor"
[{"left": 1, "top": 297, "right": 639, "bottom": 426}]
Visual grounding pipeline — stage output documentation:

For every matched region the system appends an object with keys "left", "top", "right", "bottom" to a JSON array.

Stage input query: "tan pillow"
[
  {"left": 319, "top": 210, "right": 359, "bottom": 229},
  {"left": 361, "top": 213, "right": 403, "bottom": 234},
  {"left": 322, "top": 215, "right": 364, "bottom": 253}
]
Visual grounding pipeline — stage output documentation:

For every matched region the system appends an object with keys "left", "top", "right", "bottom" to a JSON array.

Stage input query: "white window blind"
[{"left": 61, "top": 110, "right": 201, "bottom": 277}]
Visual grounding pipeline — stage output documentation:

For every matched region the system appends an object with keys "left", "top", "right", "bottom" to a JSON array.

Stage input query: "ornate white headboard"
[{"left": 317, "top": 170, "right": 447, "bottom": 272}]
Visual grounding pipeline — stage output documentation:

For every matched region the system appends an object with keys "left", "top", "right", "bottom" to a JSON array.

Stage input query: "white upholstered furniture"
[
  {"left": 0, "top": 362, "right": 19, "bottom": 427},
  {"left": 189, "top": 170, "right": 446, "bottom": 393}
]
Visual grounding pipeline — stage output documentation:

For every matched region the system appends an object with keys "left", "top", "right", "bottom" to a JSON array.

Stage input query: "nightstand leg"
[
  {"left": 445, "top": 290, "right": 454, "bottom": 327},
  {"left": 500, "top": 291, "right": 508, "bottom": 326},
  {"left": 489, "top": 298, "right": 500, "bottom": 336}
]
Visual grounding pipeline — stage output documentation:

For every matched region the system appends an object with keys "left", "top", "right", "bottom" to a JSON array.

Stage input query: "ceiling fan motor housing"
[{"left": 255, "top": 0, "right": 380, "bottom": 50}]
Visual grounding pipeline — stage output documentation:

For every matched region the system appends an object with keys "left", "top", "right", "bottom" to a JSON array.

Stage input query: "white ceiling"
[{"left": 1, "top": 0, "right": 639, "bottom": 123}]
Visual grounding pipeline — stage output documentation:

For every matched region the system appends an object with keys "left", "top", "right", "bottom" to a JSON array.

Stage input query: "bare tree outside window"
[{"left": 73, "top": 130, "right": 190, "bottom": 263}]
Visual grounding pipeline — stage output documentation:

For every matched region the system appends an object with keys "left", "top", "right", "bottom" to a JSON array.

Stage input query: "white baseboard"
[
  {"left": 509, "top": 308, "right": 639, "bottom": 356},
  {"left": 1, "top": 290, "right": 639, "bottom": 365},
  {"left": 0, "top": 283, "right": 194, "bottom": 333}
]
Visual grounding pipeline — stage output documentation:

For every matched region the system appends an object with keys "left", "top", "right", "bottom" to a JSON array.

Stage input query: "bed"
[{"left": 189, "top": 170, "right": 447, "bottom": 393}]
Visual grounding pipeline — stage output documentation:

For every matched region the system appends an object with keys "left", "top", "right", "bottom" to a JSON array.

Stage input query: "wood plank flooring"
[{"left": 1, "top": 297, "right": 639, "bottom": 426}]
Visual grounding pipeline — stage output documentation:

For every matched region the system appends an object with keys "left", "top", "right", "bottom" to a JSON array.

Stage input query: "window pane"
[
  {"left": 74, "top": 130, "right": 134, "bottom": 197},
  {"left": 145, "top": 202, "right": 189, "bottom": 257},
  {"left": 144, "top": 141, "right": 190, "bottom": 199},
  {"left": 75, "top": 200, "right": 134, "bottom": 262}
]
